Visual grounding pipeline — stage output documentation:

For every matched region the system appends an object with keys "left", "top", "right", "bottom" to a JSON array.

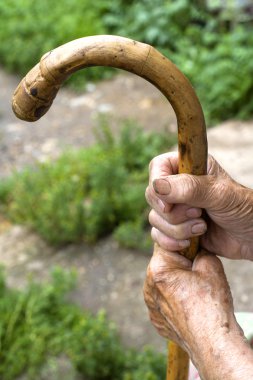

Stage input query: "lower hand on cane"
[{"left": 143, "top": 246, "right": 253, "bottom": 380}]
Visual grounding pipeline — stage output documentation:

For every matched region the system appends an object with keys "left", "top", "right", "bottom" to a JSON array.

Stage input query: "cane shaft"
[{"left": 167, "top": 341, "right": 190, "bottom": 380}]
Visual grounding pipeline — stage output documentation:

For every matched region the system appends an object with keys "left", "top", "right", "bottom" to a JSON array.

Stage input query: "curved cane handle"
[
  {"left": 12, "top": 35, "right": 207, "bottom": 380},
  {"left": 12, "top": 36, "right": 207, "bottom": 176}
]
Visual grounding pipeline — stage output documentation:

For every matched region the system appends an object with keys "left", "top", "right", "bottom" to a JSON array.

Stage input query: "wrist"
[{"left": 190, "top": 319, "right": 253, "bottom": 380}]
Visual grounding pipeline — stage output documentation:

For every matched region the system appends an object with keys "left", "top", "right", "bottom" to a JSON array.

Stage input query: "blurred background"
[{"left": 0, "top": 1, "right": 253, "bottom": 379}]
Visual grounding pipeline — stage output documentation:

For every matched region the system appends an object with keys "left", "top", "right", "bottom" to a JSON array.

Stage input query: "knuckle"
[
  {"left": 145, "top": 186, "right": 151, "bottom": 203},
  {"left": 149, "top": 255, "right": 171, "bottom": 285},
  {"left": 149, "top": 154, "right": 164, "bottom": 173},
  {"left": 170, "top": 224, "right": 185, "bottom": 240},
  {"left": 148, "top": 257, "right": 158, "bottom": 278},
  {"left": 148, "top": 209, "right": 156, "bottom": 226},
  {"left": 149, "top": 157, "right": 156, "bottom": 172},
  {"left": 210, "top": 178, "right": 230, "bottom": 208},
  {"left": 186, "top": 175, "right": 200, "bottom": 200},
  {"left": 157, "top": 234, "right": 171, "bottom": 250},
  {"left": 180, "top": 174, "right": 202, "bottom": 204},
  {"left": 207, "top": 154, "right": 227, "bottom": 178},
  {"left": 207, "top": 154, "right": 216, "bottom": 173},
  {"left": 148, "top": 255, "right": 164, "bottom": 283},
  {"left": 151, "top": 227, "right": 158, "bottom": 243},
  {"left": 145, "top": 186, "right": 160, "bottom": 208}
]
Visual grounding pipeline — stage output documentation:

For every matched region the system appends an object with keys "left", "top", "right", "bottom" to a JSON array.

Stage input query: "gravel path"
[{"left": 0, "top": 67, "right": 253, "bottom": 352}]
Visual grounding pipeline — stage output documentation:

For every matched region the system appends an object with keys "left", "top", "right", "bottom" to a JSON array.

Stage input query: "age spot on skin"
[{"left": 221, "top": 322, "right": 230, "bottom": 333}]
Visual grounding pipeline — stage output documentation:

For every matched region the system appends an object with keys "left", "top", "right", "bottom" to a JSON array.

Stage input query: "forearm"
[{"left": 191, "top": 327, "right": 253, "bottom": 380}]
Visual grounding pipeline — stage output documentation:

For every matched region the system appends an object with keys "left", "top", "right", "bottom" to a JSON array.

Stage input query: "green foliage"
[
  {"left": 174, "top": 25, "right": 253, "bottom": 124},
  {"left": 114, "top": 220, "right": 152, "bottom": 251},
  {"left": 0, "top": 267, "right": 166, "bottom": 380},
  {"left": 0, "top": 121, "right": 176, "bottom": 248},
  {"left": 123, "top": 348, "right": 167, "bottom": 380},
  {"left": 1, "top": 0, "right": 252, "bottom": 122},
  {"left": 0, "top": 0, "right": 111, "bottom": 89},
  {"left": 2, "top": 151, "right": 90, "bottom": 245},
  {"left": 104, "top": 1, "right": 253, "bottom": 124},
  {"left": 102, "top": 0, "right": 207, "bottom": 51},
  {"left": 104, "top": 0, "right": 253, "bottom": 124}
]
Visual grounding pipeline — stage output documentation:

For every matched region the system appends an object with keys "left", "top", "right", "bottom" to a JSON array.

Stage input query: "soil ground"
[{"left": 0, "top": 67, "right": 253, "bottom": 353}]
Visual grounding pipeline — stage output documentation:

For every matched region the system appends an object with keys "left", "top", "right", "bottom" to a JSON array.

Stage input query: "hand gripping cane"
[{"left": 12, "top": 35, "right": 207, "bottom": 380}]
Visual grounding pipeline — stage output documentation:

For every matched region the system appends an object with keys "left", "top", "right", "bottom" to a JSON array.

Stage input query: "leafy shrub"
[
  {"left": 1, "top": 0, "right": 253, "bottom": 122},
  {"left": 105, "top": 0, "right": 253, "bottom": 124},
  {"left": 174, "top": 25, "right": 253, "bottom": 124},
  {"left": 0, "top": 120, "right": 176, "bottom": 248},
  {"left": 0, "top": 267, "right": 166, "bottom": 380},
  {"left": 114, "top": 220, "right": 152, "bottom": 251},
  {"left": 123, "top": 348, "right": 167, "bottom": 380},
  {"left": 0, "top": 0, "right": 111, "bottom": 89},
  {"left": 102, "top": 0, "right": 207, "bottom": 51},
  {"left": 2, "top": 150, "right": 90, "bottom": 245}
]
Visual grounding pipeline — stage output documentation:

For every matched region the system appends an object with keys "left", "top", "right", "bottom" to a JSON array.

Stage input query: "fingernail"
[
  {"left": 158, "top": 199, "right": 166, "bottom": 212},
  {"left": 178, "top": 240, "right": 190, "bottom": 249},
  {"left": 186, "top": 208, "right": 202, "bottom": 218},
  {"left": 153, "top": 179, "right": 171, "bottom": 195},
  {"left": 192, "top": 223, "right": 206, "bottom": 235}
]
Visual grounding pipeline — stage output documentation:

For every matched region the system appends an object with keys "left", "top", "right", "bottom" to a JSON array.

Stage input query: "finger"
[
  {"left": 149, "top": 154, "right": 229, "bottom": 215},
  {"left": 149, "top": 152, "right": 178, "bottom": 185},
  {"left": 166, "top": 204, "right": 202, "bottom": 224},
  {"left": 146, "top": 186, "right": 202, "bottom": 223},
  {"left": 150, "top": 155, "right": 222, "bottom": 209},
  {"left": 149, "top": 209, "right": 207, "bottom": 240},
  {"left": 145, "top": 185, "right": 168, "bottom": 213},
  {"left": 149, "top": 153, "right": 224, "bottom": 180},
  {"left": 151, "top": 227, "right": 190, "bottom": 251},
  {"left": 153, "top": 173, "right": 220, "bottom": 210},
  {"left": 148, "top": 152, "right": 179, "bottom": 215}
]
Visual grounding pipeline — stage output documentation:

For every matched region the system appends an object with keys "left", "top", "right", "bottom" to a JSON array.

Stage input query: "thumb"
[
  {"left": 192, "top": 250, "right": 224, "bottom": 275},
  {"left": 153, "top": 174, "right": 219, "bottom": 209},
  {"left": 148, "top": 246, "right": 192, "bottom": 284},
  {"left": 192, "top": 250, "right": 233, "bottom": 304}
]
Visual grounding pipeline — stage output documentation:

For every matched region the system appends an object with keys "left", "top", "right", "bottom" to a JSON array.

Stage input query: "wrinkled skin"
[
  {"left": 145, "top": 153, "right": 253, "bottom": 260},
  {"left": 144, "top": 248, "right": 236, "bottom": 351},
  {"left": 144, "top": 247, "right": 253, "bottom": 379},
  {"left": 144, "top": 153, "right": 253, "bottom": 379}
]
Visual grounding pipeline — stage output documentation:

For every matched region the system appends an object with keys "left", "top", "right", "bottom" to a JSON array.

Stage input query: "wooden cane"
[{"left": 12, "top": 35, "right": 207, "bottom": 380}]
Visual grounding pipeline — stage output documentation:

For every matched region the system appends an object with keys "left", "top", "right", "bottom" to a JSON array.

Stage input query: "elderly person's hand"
[
  {"left": 145, "top": 153, "right": 253, "bottom": 260},
  {"left": 144, "top": 247, "right": 253, "bottom": 379}
]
